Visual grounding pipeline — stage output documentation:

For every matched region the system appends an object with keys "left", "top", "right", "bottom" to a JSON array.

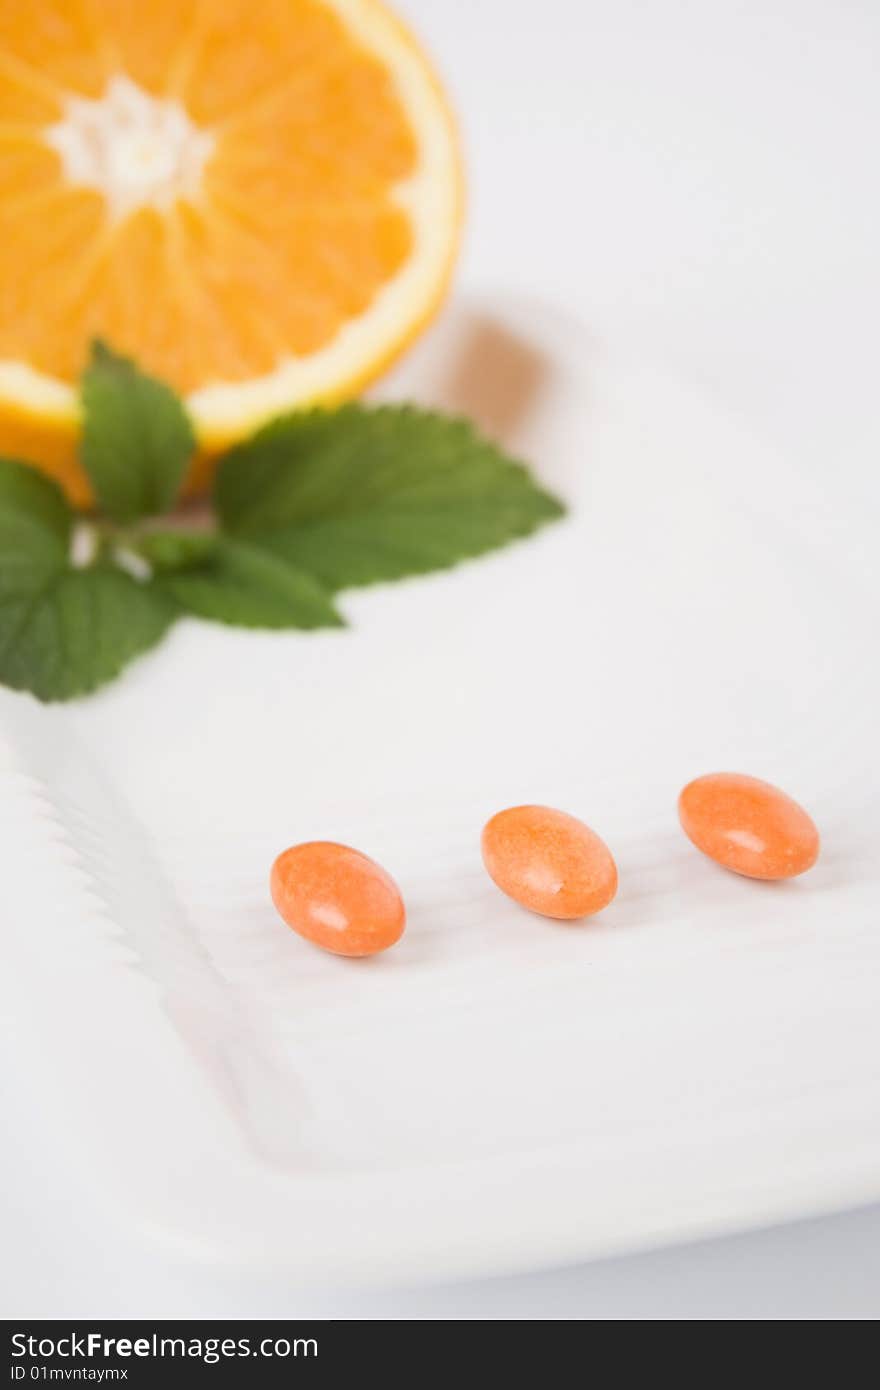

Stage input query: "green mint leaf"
[
  {"left": 155, "top": 538, "right": 343, "bottom": 629},
  {"left": 215, "top": 404, "right": 564, "bottom": 591},
  {"left": 0, "top": 566, "right": 175, "bottom": 701},
  {"left": 0, "top": 456, "right": 71, "bottom": 573},
  {"left": 0, "top": 457, "right": 174, "bottom": 700},
  {"left": 80, "top": 340, "right": 196, "bottom": 523}
]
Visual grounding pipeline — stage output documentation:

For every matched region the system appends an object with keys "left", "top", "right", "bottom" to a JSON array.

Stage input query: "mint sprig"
[{"left": 0, "top": 342, "right": 565, "bottom": 701}]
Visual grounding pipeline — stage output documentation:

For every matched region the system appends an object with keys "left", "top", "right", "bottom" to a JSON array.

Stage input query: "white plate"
[{"left": 2, "top": 298, "right": 878, "bottom": 1286}]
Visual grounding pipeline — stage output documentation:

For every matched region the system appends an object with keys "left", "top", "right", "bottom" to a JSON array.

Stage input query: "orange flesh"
[
  {"left": 481, "top": 805, "right": 619, "bottom": 921},
  {"left": 0, "top": 0, "right": 416, "bottom": 393},
  {"left": 678, "top": 772, "right": 820, "bottom": 880},
  {"left": 270, "top": 840, "right": 406, "bottom": 956}
]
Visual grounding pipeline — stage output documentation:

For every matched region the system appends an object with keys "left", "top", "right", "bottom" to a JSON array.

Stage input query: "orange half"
[{"left": 0, "top": 0, "right": 462, "bottom": 504}]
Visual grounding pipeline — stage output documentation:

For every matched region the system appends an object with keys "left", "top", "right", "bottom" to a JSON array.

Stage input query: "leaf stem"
[{"left": 69, "top": 520, "right": 102, "bottom": 569}]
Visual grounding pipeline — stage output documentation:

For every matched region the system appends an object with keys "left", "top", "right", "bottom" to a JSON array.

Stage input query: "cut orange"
[{"left": 0, "top": 0, "right": 461, "bottom": 505}]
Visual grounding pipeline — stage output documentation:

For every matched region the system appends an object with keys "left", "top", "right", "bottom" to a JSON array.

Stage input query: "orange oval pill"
[
  {"left": 481, "top": 805, "right": 618, "bottom": 920},
  {"left": 678, "top": 773, "right": 819, "bottom": 880},
  {"left": 270, "top": 842, "right": 405, "bottom": 957}
]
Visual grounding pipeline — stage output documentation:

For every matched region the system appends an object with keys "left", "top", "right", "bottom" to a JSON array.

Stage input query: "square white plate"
[{"left": 2, "top": 297, "right": 878, "bottom": 1285}]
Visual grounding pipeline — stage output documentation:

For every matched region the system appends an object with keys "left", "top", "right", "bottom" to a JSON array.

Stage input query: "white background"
[{"left": 3, "top": 0, "right": 879, "bottom": 1319}]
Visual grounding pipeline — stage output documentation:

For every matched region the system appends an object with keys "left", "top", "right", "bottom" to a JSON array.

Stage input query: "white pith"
[
  {"left": 0, "top": 0, "right": 460, "bottom": 447},
  {"left": 45, "top": 75, "right": 215, "bottom": 222}
]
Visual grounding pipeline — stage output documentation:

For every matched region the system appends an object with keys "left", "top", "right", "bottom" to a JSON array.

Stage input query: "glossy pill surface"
[
  {"left": 270, "top": 841, "right": 405, "bottom": 957},
  {"left": 481, "top": 805, "right": 618, "bottom": 919},
  {"left": 678, "top": 773, "right": 819, "bottom": 880}
]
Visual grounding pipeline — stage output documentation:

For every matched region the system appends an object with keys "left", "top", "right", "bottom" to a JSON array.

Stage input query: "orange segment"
[
  {"left": 0, "top": 0, "right": 461, "bottom": 506},
  {"left": 0, "top": 3, "right": 106, "bottom": 100}
]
